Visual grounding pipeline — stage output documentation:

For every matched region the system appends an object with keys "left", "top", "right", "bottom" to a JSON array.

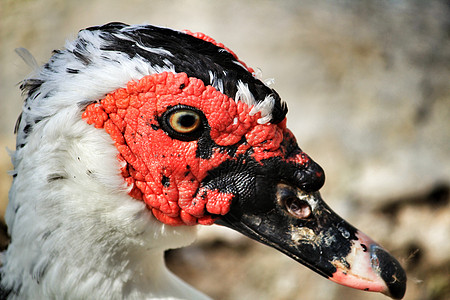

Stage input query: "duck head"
[{"left": 19, "top": 22, "right": 406, "bottom": 298}]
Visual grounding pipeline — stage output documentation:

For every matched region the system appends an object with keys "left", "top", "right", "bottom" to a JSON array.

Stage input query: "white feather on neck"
[{"left": 2, "top": 112, "right": 211, "bottom": 300}]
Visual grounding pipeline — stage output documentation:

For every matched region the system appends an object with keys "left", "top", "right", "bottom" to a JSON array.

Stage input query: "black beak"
[{"left": 215, "top": 182, "right": 406, "bottom": 299}]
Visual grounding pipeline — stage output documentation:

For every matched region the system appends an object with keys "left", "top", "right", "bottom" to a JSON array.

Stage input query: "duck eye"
[
  {"left": 160, "top": 105, "right": 205, "bottom": 141},
  {"left": 169, "top": 110, "right": 201, "bottom": 133}
]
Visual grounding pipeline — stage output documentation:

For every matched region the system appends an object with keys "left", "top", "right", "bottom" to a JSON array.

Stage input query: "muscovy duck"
[{"left": 1, "top": 23, "right": 406, "bottom": 299}]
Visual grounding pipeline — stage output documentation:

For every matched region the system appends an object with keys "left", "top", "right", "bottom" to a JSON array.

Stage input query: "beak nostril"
[
  {"left": 285, "top": 197, "right": 312, "bottom": 219},
  {"left": 276, "top": 183, "right": 313, "bottom": 219}
]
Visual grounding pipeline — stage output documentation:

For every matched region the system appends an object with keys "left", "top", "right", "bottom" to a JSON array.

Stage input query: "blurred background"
[{"left": 0, "top": 0, "right": 449, "bottom": 299}]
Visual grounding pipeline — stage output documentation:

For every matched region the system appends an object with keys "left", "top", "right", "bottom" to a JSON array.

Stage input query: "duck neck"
[{"left": 3, "top": 182, "right": 210, "bottom": 299}]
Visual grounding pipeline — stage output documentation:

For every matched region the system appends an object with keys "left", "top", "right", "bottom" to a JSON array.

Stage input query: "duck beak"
[
  {"left": 216, "top": 185, "right": 406, "bottom": 299},
  {"left": 328, "top": 229, "right": 406, "bottom": 299}
]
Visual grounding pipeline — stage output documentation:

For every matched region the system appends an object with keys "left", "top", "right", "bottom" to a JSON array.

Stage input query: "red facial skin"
[{"left": 83, "top": 72, "right": 310, "bottom": 225}]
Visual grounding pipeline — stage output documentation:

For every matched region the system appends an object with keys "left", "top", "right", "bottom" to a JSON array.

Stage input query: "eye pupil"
[{"left": 178, "top": 114, "right": 196, "bottom": 128}]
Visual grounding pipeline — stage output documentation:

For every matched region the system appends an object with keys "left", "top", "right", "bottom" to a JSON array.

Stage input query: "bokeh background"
[{"left": 1, "top": 0, "right": 449, "bottom": 299}]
